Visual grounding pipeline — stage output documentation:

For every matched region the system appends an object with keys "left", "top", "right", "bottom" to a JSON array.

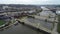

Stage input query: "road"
[
  {"left": 27, "top": 18, "right": 53, "bottom": 30},
  {"left": 51, "top": 23, "right": 58, "bottom": 34}
]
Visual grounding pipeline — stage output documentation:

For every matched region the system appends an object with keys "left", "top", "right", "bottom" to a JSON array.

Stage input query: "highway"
[{"left": 27, "top": 18, "right": 53, "bottom": 30}]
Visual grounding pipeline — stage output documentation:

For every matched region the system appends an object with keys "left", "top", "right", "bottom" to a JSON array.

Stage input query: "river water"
[{"left": 0, "top": 23, "right": 44, "bottom": 34}]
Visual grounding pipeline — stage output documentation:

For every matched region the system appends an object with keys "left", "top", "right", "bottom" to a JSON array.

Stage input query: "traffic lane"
[{"left": 27, "top": 18, "right": 53, "bottom": 30}]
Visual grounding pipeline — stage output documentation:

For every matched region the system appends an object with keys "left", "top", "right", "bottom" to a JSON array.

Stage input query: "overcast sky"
[{"left": 0, "top": 0, "right": 60, "bottom": 5}]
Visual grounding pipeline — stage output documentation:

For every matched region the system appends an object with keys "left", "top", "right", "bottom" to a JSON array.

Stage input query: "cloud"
[{"left": 0, "top": 0, "right": 60, "bottom": 5}]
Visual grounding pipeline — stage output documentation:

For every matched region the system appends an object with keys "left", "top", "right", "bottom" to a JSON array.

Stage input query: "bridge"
[
  {"left": 17, "top": 16, "right": 52, "bottom": 33},
  {"left": 17, "top": 14, "right": 58, "bottom": 34}
]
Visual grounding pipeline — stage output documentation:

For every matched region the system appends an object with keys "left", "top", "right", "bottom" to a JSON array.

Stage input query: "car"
[{"left": 27, "top": 16, "right": 35, "bottom": 18}]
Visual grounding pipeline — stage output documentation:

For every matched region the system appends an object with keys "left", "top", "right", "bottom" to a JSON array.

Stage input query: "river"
[{"left": 0, "top": 23, "right": 44, "bottom": 34}]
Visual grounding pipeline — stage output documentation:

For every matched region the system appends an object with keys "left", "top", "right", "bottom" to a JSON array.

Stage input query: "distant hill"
[
  {"left": 0, "top": 4, "right": 37, "bottom": 8},
  {"left": 0, "top": 4, "right": 60, "bottom": 8}
]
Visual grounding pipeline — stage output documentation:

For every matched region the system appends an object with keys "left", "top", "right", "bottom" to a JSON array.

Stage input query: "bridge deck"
[{"left": 18, "top": 17, "right": 52, "bottom": 33}]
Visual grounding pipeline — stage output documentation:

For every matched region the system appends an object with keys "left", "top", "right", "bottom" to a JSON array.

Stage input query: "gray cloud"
[{"left": 0, "top": 0, "right": 60, "bottom": 5}]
